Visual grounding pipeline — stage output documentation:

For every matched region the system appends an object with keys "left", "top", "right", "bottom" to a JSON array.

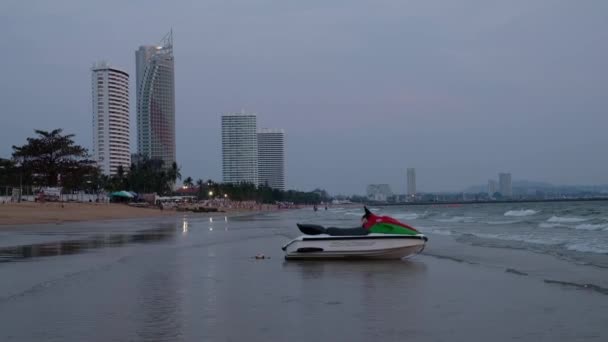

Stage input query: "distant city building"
[
  {"left": 222, "top": 113, "right": 258, "bottom": 185},
  {"left": 136, "top": 31, "right": 176, "bottom": 167},
  {"left": 257, "top": 128, "right": 285, "bottom": 190},
  {"left": 407, "top": 168, "right": 416, "bottom": 197},
  {"left": 367, "top": 184, "right": 393, "bottom": 202},
  {"left": 91, "top": 62, "right": 130, "bottom": 176},
  {"left": 488, "top": 179, "right": 498, "bottom": 196},
  {"left": 499, "top": 173, "right": 512, "bottom": 197}
]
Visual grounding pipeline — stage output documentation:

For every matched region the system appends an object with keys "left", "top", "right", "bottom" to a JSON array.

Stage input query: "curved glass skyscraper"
[{"left": 135, "top": 31, "right": 176, "bottom": 167}]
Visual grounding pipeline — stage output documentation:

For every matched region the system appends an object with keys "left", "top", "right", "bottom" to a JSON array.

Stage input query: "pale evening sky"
[{"left": 0, "top": 0, "right": 606, "bottom": 194}]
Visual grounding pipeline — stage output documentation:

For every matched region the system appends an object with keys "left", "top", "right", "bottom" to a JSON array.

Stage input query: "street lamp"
[{"left": 208, "top": 191, "right": 213, "bottom": 197}]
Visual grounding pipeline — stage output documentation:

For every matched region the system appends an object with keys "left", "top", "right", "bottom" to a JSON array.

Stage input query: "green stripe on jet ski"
[{"left": 368, "top": 223, "right": 419, "bottom": 235}]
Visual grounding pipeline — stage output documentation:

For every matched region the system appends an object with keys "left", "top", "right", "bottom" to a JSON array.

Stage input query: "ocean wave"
[
  {"left": 539, "top": 222, "right": 565, "bottom": 229},
  {"left": 547, "top": 216, "right": 589, "bottom": 223},
  {"left": 575, "top": 223, "right": 608, "bottom": 231},
  {"left": 392, "top": 213, "right": 419, "bottom": 220},
  {"left": 435, "top": 216, "right": 475, "bottom": 223},
  {"left": 428, "top": 229, "right": 453, "bottom": 236},
  {"left": 504, "top": 209, "right": 538, "bottom": 217},
  {"left": 459, "top": 232, "right": 564, "bottom": 246},
  {"left": 565, "top": 243, "right": 608, "bottom": 254},
  {"left": 486, "top": 220, "right": 522, "bottom": 225}
]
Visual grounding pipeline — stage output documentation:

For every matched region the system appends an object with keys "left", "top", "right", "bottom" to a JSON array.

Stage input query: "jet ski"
[{"left": 282, "top": 207, "right": 428, "bottom": 260}]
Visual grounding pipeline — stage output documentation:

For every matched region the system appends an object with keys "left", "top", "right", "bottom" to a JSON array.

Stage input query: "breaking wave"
[
  {"left": 486, "top": 220, "right": 522, "bottom": 225},
  {"left": 547, "top": 216, "right": 589, "bottom": 223},
  {"left": 435, "top": 216, "right": 475, "bottom": 223},
  {"left": 392, "top": 213, "right": 419, "bottom": 220},
  {"left": 504, "top": 209, "right": 538, "bottom": 217},
  {"left": 574, "top": 223, "right": 608, "bottom": 231},
  {"left": 539, "top": 222, "right": 565, "bottom": 229},
  {"left": 566, "top": 243, "right": 608, "bottom": 254}
]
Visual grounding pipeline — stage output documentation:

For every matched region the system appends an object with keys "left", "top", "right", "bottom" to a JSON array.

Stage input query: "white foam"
[
  {"left": 504, "top": 209, "right": 538, "bottom": 217},
  {"left": 344, "top": 212, "right": 362, "bottom": 217},
  {"left": 566, "top": 243, "right": 608, "bottom": 254},
  {"left": 435, "top": 216, "right": 474, "bottom": 223},
  {"left": 486, "top": 220, "right": 521, "bottom": 225},
  {"left": 392, "top": 213, "right": 419, "bottom": 220},
  {"left": 429, "top": 229, "right": 453, "bottom": 236},
  {"left": 465, "top": 232, "right": 563, "bottom": 245},
  {"left": 547, "top": 216, "right": 589, "bottom": 223},
  {"left": 539, "top": 222, "right": 564, "bottom": 229},
  {"left": 574, "top": 223, "right": 608, "bottom": 231}
]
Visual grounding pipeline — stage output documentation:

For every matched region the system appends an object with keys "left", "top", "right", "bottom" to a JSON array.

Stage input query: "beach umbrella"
[{"left": 110, "top": 191, "right": 134, "bottom": 198}]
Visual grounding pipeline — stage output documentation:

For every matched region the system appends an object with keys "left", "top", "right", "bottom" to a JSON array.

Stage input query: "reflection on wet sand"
[{"left": 0, "top": 224, "right": 178, "bottom": 263}]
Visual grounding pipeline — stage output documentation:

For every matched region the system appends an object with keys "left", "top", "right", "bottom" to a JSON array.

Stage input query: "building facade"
[
  {"left": 91, "top": 62, "right": 130, "bottom": 176},
  {"left": 136, "top": 31, "right": 176, "bottom": 167},
  {"left": 407, "top": 168, "right": 416, "bottom": 197},
  {"left": 222, "top": 113, "right": 258, "bottom": 185},
  {"left": 499, "top": 173, "right": 512, "bottom": 197},
  {"left": 488, "top": 179, "right": 498, "bottom": 196},
  {"left": 367, "top": 184, "right": 393, "bottom": 202},
  {"left": 257, "top": 128, "right": 285, "bottom": 190}
]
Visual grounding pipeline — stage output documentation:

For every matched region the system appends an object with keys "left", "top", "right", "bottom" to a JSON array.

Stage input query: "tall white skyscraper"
[
  {"left": 136, "top": 31, "right": 176, "bottom": 167},
  {"left": 407, "top": 168, "right": 416, "bottom": 197},
  {"left": 499, "top": 173, "right": 512, "bottom": 197},
  {"left": 222, "top": 113, "right": 258, "bottom": 185},
  {"left": 91, "top": 62, "right": 130, "bottom": 176},
  {"left": 257, "top": 128, "right": 285, "bottom": 190}
]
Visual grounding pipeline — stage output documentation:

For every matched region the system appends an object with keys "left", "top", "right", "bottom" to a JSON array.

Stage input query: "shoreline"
[
  {"left": 370, "top": 197, "right": 608, "bottom": 206},
  {"left": 0, "top": 202, "right": 282, "bottom": 228}
]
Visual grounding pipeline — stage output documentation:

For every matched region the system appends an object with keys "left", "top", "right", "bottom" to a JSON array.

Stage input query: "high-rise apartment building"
[
  {"left": 407, "top": 168, "right": 416, "bottom": 197},
  {"left": 222, "top": 113, "right": 258, "bottom": 185},
  {"left": 499, "top": 173, "right": 512, "bottom": 197},
  {"left": 136, "top": 31, "right": 176, "bottom": 167},
  {"left": 257, "top": 128, "right": 285, "bottom": 190},
  {"left": 488, "top": 179, "right": 498, "bottom": 196},
  {"left": 91, "top": 62, "right": 130, "bottom": 176}
]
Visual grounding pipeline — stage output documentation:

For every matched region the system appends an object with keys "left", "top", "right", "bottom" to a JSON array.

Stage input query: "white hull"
[{"left": 282, "top": 234, "right": 427, "bottom": 260}]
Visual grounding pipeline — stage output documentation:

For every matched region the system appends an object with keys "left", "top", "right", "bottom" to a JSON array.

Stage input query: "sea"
[
  {"left": 319, "top": 201, "right": 608, "bottom": 267},
  {"left": 0, "top": 201, "right": 607, "bottom": 341}
]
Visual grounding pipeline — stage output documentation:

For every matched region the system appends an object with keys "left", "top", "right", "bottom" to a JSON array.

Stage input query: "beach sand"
[
  {"left": 0, "top": 214, "right": 606, "bottom": 341},
  {"left": 0, "top": 202, "right": 174, "bottom": 226}
]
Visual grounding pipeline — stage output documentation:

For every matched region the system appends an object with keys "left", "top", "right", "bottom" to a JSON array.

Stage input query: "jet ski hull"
[{"left": 282, "top": 234, "right": 427, "bottom": 260}]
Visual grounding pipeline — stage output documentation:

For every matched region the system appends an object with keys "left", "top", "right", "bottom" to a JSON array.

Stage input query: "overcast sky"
[{"left": 1, "top": 0, "right": 606, "bottom": 194}]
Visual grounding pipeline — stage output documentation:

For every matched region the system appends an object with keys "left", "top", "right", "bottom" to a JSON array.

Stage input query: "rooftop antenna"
[{"left": 159, "top": 29, "right": 173, "bottom": 51}]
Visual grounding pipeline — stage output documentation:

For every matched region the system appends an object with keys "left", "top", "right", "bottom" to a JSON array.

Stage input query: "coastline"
[{"left": 0, "top": 201, "right": 283, "bottom": 228}]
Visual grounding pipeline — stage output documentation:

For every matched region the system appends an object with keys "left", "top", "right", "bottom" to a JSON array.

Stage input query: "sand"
[{"left": 0, "top": 202, "right": 175, "bottom": 226}]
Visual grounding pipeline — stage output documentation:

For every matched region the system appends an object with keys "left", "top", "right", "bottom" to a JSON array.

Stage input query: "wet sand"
[
  {"left": 0, "top": 202, "right": 279, "bottom": 227},
  {"left": 0, "top": 202, "right": 175, "bottom": 226},
  {"left": 0, "top": 212, "right": 606, "bottom": 341}
]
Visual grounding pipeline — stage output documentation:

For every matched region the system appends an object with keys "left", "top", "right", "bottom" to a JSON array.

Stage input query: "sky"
[{"left": 0, "top": 0, "right": 606, "bottom": 194}]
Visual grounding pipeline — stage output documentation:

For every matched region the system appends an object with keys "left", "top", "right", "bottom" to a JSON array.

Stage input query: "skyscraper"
[
  {"left": 136, "top": 31, "right": 176, "bottom": 167},
  {"left": 407, "top": 168, "right": 416, "bottom": 197},
  {"left": 222, "top": 113, "right": 258, "bottom": 185},
  {"left": 499, "top": 173, "right": 512, "bottom": 197},
  {"left": 257, "top": 128, "right": 285, "bottom": 190},
  {"left": 488, "top": 179, "right": 498, "bottom": 196},
  {"left": 91, "top": 62, "right": 130, "bottom": 176}
]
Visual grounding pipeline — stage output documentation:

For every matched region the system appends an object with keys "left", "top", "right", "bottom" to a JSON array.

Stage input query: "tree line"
[{"left": 0, "top": 129, "right": 328, "bottom": 204}]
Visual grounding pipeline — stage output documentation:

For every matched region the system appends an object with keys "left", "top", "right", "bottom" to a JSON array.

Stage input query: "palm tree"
[
  {"left": 169, "top": 162, "right": 181, "bottom": 183},
  {"left": 183, "top": 176, "right": 194, "bottom": 188},
  {"left": 196, "top": 179, "right": 204, "bottom": 200}
]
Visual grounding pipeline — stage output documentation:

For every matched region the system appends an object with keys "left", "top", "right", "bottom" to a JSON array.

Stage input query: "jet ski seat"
[{"left": 297, "top": 223, "right": 369, "bottom": 236}]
